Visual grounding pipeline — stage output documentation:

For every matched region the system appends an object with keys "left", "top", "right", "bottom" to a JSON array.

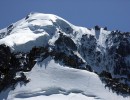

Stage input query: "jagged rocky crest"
[{"left": 0, "top": 13, "right": 130, "bottom": 96}]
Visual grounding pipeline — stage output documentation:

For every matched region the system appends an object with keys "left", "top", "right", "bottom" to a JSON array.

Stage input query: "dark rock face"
[
  {"left": 54, "top": 33, "right": 90, "bottom": 69},
  {"left": 76, "top": 30, "right": 130, "bottom": 95},
  {"left": 52, "top": 51, "right": 84, "bottom": 69},
  {"left": 105, "top": 31, "right": 130, "bottom": 77},
  {"left": 0, "top": 44, "right": 36, "bottom": 92},
  {"left": 0, "top": 27, "right": 130, "bottom": 95},
  {"left": 0, "top": 44, "right": 86, "bottom": 92},
  {"left": 100, "top": 31, "right": 130, "bottom": 94},
  {"left": 78, "top": 30, "right": 130, "bottom": 80},
  {"left": 104, "top": 27, "right": 107, "bottom": 30},
  {"left": 6, "top": 24, "right": 14, "bottom": 35},
  {"left": 0, "top": 24, "right": 14, "bottom": 39},
  {"left": 100, "top": 71, "right": 130, "bottom": 95},
  {"left": 79, "top": 34, "right": 97, "bottom": 67},
  {"left": 106, "top": 31, "right": 130, "bottom": 57},
  {"left": 94, "top": 25, "right": 100, "bottom": 31},
  {"left": 55, "top": 33, "right": 77, "bottom": 51}
]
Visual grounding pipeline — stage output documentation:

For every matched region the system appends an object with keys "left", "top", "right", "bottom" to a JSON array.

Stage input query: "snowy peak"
[
  {"left": 0, "top": 12, "right": 130, "bottom": 100},
  {"left": 0, "top": 13, "right": 94, "bottom": 52}
]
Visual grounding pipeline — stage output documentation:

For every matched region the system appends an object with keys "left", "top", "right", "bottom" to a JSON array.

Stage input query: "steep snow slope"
[
  {"left": 0, "top": 57, "right": 129, "bottom": 100},
  {"left": 0, "top": 13, "right": 94, "bottom": 52}
]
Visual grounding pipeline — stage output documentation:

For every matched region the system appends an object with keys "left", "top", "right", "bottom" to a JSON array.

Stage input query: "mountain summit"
[
  {"left": 0, "top": 12, "right": 93, "bottom": 52},
  {"left": 0, "top": 13, "right": 130, "bottom": 100}
]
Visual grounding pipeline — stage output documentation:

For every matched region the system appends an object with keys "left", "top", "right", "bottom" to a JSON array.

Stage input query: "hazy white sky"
[{"left": 0, "top": 0, "right": 130, "bottom": 31}]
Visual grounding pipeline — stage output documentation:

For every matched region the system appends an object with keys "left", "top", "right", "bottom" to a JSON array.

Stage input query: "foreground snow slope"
[
  {"left": 14, "top": 93, "right": 96, "bottom": 100},
  {"left": 0, "top": 57, "right": 128, "bottom": 100}
]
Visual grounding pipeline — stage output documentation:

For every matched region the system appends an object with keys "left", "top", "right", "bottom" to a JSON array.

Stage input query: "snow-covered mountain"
[
  {"left": 0, "top": 12, "right": 93, "bottom": 52},
  {"left": 0, "top": 12, "right": 130, "bottom": 100}
]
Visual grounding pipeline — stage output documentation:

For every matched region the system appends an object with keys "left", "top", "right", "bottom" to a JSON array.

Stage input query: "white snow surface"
[
  {"left": 0, "top": 13, "right": 128, "bottom": 100},
  {"left": 14, "top": 93, "right": 96, "bottom": 100},
  {"left": 0, "top": 57, "right": 129, "bottom": 100},
  {"left": 0, "top": 12, "right": 94, "bottom": 52}
]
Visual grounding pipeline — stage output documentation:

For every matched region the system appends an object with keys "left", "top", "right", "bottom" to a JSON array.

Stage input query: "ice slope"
[
  {"left": 0, "top": 13, "right": 94, "bottom": 52},
  {"left": 0, "top": 57, "right": 129, "bottom": 100}
]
